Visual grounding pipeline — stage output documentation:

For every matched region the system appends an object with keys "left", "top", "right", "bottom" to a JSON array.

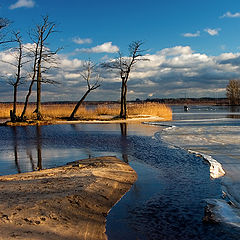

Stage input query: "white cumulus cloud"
[
  {"left": 77, "top": 42, "right": 119, "bottom": 53},
  {"left": 1, "top": 44, "right": 240, "bottom": 101},
  {"left": 9, "top": 0, "right": 35, "bottom": 9},
  {"left": 204, "top": 28, "right": 221, "bottom": 36},
  {"left": 158, "top": 46, "right": 193, "bottom": 56},
  {"left": 182, "top": 31, "right": 200, "bottom": 37},
  {"left": 220, "top": 11, "right": 240, "bottom": 18},
  {"left": 72, "top": 37, "right": 92, "bottom": 45}
]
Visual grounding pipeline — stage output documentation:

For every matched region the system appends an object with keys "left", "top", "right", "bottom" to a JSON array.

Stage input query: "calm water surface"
[{"left": 0, "top": 105, "right": 239, "bottom": 239}]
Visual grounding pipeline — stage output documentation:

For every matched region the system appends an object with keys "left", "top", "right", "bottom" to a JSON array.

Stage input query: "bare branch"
[
  {"left": 69, "top": 59, "right": 102, "bottom": 120},
  {"left": 102, "top": 40, "right": 148, "bottom": 118},
  {"left": 0, "top": 18, "right": 9, "bottom": 30}
]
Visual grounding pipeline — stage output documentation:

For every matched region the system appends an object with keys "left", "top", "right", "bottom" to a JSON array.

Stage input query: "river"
[{"left": 0, "top": 105, "right": 239, "bottom": 239}]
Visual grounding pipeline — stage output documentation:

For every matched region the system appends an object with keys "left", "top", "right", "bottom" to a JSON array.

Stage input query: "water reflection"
[
  {"left": 1, "top": 120, "right": 240, "bottom": 239},
  {"left": 120, "top": 123, "right": 128, "bottom": 163},
  {"left": 3, "top": 123, "right": 132, "bottom": 175},
  {"left": 230, "top": 106, "right": 240, "bottom": 113},
  {"left": 12, "top": 126, "right": 21, "bottom": 173},
  {"left": 10, "top": 125, "right": 43, "bottom": 173},
  {"left": 23, "top": 126, "right": 35, "bottom": 171},
  {"left": 36, "top": 125, "right": 42, "bottom": 170}
]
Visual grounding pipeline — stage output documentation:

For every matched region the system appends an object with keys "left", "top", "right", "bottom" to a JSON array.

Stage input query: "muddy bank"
[{"left": 0, "top": 156, "right": 137, "bottom": 240}]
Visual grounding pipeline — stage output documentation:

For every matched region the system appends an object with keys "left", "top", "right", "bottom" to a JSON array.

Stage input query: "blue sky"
[{"left": 1, "top": 0, "right": 240, "bottom": 101}]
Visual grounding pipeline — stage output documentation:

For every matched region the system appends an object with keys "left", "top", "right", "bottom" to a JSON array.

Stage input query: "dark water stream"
[{"left": 0, "top": 113, "right": 239, "bottom": 239}]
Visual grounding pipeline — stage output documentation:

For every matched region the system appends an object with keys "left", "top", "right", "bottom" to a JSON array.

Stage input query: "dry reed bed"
[{"left": 0, "top": 102, "right": 172, "bottom": 121}]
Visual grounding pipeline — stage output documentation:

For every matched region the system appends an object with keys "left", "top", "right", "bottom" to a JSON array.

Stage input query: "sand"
[{"left": 0, "top": 156, "right": 137, "bottom": 240}]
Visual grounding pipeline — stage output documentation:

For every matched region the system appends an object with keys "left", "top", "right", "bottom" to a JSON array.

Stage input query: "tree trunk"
[
  {"left": 11, "top": 37, "right": 22, "bottom": 122},
  {"left": 120, "top": 82, "right": 127, "bottom": 119},
  {"left": 123, "top": 84, "right": 127, "bottom": 119},
  {"left": 21, "top": 55, "right": 38, "bottom": 120},
  {"left": 69, "top": 89, "right": 91, "bottom": 120},
  {"left": 12, "top": 84, "right": 17, "bottom": 122},
  {"left": 36, "top": 62, "right": 42, "bottom": 120},
  {"left": 120, "top": 78, "right": 125, "bottom": 118},
  {"left": 20, "top": 79, "right": 35, "bottom": 120}
]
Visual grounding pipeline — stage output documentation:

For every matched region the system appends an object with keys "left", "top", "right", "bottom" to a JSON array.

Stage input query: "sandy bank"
[
  {"left": 1, "top": 115, "right": 167, "bottom": 126},
  {"left": 0, "top": 156, "right": 137, "bottom": 240}
]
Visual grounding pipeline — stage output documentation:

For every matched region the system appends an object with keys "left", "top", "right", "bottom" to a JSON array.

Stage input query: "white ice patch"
[
  {"left": 188, "top": 150, "right": 225, "bottom": 179},
  {"left": 163, "top": 125, "right": 176, "bottom": 131},
  {"left": 143, "top": 122, "right": 176, "bottom": 131},
  {"left": 206, "top": 199, "right": 240, "bottom": 228}
]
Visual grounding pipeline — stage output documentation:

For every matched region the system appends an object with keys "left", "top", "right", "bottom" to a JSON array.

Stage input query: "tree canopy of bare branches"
[
  {"left": 102, "top": 40, "right": 147, "bottom": 119},
  {"left": 69, "top": 60, "right": 101, "bottom": 120},
  {"left": 0, "top": 18, "right": 9, "bottom": 30},
  {"left": 226, "top": 79, "right": 240, "bottom": 105},
  {"left": 24, "top": 15, "right": 60, "bottom": 120},
  {"left": 0, "top": 18, "right": 11, "bottom": 45}
]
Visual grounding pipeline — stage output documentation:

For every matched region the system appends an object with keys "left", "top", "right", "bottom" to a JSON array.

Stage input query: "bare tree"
[
  {"left": 28, "top": 15, "right": 59, "bottom": 120},
  {"left": 20, "top": 38, "right": 39, "bottom": 120},
  {"left": 3, "top": 32, "right": 26, "bottom": 122},
  {"left": 103, "top": 41, "right": 147, "bottom": 119},
  {"left": 69, "top": 60, "right": 101, "bottom": 120},
  {"left": 226, "top": 79, "right": 240, "bottom": 105},
  {"left": 20, "top": 16, "right": 60, "bottom": 121}
]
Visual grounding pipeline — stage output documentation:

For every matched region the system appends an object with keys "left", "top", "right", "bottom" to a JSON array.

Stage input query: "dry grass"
[
  {"left": 0, "top": 102, "right": 172, "bottom": 121},
  {"left": 128, "top": 102, "right": 172, "bottom": 120}
]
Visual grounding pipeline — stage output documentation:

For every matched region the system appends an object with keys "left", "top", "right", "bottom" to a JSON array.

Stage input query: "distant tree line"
[{"left": 226, "top": 79, "right": 240, "bottom": 105}]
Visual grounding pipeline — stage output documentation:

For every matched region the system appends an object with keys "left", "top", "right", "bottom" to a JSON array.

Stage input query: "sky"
[{"left": 1, "top": 0, "right": 240, "bottom": 102}]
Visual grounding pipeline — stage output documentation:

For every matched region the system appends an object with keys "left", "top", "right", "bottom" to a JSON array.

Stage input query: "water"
[{"left": 0, "top": 106, "right": 240, "bottom": 239}]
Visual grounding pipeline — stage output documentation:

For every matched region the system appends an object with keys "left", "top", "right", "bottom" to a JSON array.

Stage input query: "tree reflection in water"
[
  {"left": 120, "top": 123, "right": 128, "bottom": 163},
  {"left": 11, "top": 125, "right": 43, "bottom": 172},
  {"left": 36, "top": 125, "right": 42, "bottom": 170},
  {"left": 9, "top": 123, "right": 130, "bottom": 174},
  {"left": 12, "top": 126, "right": 21, "bottom": 173},
  {"left": 23, "top": 126, "right": 35, "bottom": 171}
]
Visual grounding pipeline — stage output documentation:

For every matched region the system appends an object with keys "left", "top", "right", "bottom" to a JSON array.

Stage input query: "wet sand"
[{"left": 0, "top": 156, "right": 137, "bottom": 240}]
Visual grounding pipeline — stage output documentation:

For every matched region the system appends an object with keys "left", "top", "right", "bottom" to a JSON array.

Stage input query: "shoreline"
[
  {"left": 156, "top": 121, "right": 240, "bottom": 226},
  {"left": 0, "top": 156, "right": 137, "bottom": 240},
  {"left": 0, "top": 116, "right": 168, "bottom": 127}
]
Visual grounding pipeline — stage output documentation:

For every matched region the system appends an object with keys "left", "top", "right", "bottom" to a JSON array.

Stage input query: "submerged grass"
[{"left": 0, "top": 102, "right": 172, "bottom": 121}]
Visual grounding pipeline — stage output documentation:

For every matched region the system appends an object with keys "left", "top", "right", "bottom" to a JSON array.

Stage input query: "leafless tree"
[
  {"left": 3, "top": 32, "right": 27, "bottom": 122},
  {"left": 26, "top": 15, "right": 60, "bottom": 120},
  {"left": 69, "top": 60, "right": 101, "bottom": 120},
  {"left": 103, "top": 41, "right": 147, "bottom": 119},
  {"left": 20, "top": 37, "right": 40, "bottom": 120},
  {"left": 226, "top": 79, "right": 240, "bottom": 105}
]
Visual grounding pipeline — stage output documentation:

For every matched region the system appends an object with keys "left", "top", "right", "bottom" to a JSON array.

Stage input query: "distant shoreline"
[{"left": 0, "top": 98, "right": 230, "bottom": 106}]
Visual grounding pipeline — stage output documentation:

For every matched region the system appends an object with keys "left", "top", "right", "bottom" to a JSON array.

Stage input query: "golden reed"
[{"left": 0, "top": 102, "right": 172, "bottom": 121}]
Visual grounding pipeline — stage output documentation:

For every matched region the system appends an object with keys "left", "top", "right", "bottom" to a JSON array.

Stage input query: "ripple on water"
[{"left": 107, "top": 133, "right": 240, "bottom": 240}]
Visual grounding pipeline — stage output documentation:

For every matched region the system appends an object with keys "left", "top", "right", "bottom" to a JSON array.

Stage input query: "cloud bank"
[
  {"left": 1, "top": 45, "right": 240, "bottom": 101},
  {"left": 9, "top": 0, "right": 35, "bottom": 9}
]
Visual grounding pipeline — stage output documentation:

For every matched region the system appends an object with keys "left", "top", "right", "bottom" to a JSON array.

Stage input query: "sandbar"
[{"left": 0, "top": 156, "right": 137, "bottom": 240}]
